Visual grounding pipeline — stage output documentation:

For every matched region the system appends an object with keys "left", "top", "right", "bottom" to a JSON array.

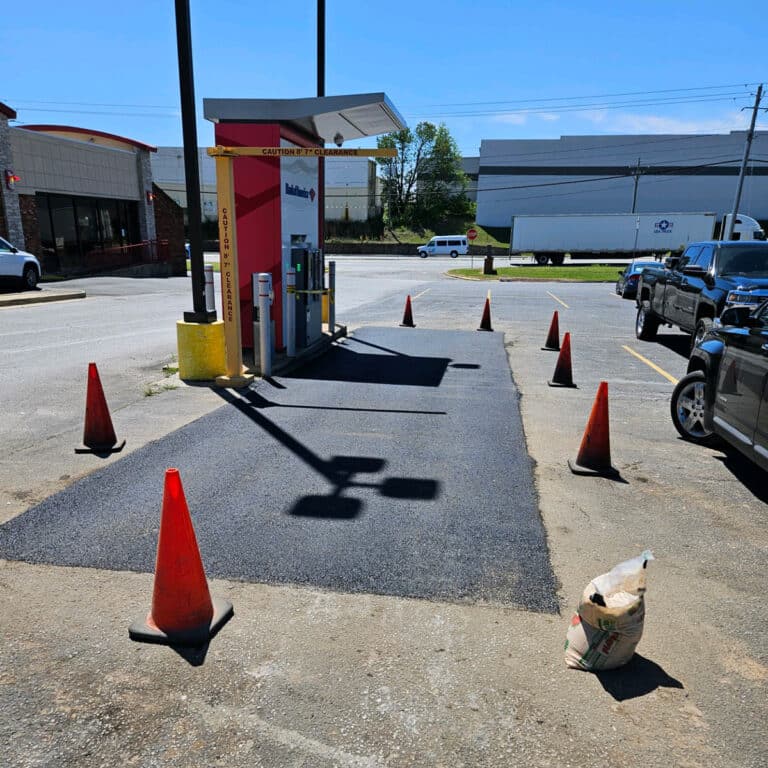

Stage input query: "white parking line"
[{"left": 546, "top": 291, "right": 569, "bottom": 308}]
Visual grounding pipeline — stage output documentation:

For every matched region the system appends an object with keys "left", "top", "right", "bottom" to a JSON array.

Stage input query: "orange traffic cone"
[
  {"left": 129, "top": 469, "right": 233, "bottom": 646},
  {"left": 542, "top": 310, "right": 560, "bottom": 351},
  {"left": 548, "top": 332, "right": 576, "bottom": 388},
  {"left": 400, "top": 295, "right": 415, "bottom": 327},
  {"left": 75, "top": 362, "right": 126, "bottom": 453},
  {"left": 568, "top": 381, "right": 619, "bottom": 478},
  {"left": 478, "top": 291, "right": 493, "bottom": 331}
]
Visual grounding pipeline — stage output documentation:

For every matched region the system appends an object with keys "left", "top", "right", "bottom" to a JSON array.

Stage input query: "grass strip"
[{"left": 448, "top": 265, "right": 621, "bottom": 282}]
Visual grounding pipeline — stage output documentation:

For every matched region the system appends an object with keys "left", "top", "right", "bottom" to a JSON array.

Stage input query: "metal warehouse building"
[{"left": 475, "top": 131, "right": 768, "bottom": 228}]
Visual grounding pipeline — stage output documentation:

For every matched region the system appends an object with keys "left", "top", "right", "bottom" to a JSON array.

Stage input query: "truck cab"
[{"left": 719, "top": 213, "right": 765, "bottom": 241}]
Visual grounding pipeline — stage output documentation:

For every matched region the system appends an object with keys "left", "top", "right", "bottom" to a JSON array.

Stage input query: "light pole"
[{"left": 175, "top": 0, "right": 215, "bottom": 323}]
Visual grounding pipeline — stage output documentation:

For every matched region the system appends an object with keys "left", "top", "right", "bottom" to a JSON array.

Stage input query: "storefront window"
[
  {"left": 48, "top": 195, "right": 79, "bottom": 271},
  {"left": 34, "top": 193, "right": 141, "bottom": 274},
  {"left": 35, "top": 195, "right": 60, "bottom": 273}
]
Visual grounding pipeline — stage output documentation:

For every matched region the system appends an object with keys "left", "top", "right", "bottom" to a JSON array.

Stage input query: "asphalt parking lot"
[{"left": 0, "top": 269, "right": 765, "bottom": 767}]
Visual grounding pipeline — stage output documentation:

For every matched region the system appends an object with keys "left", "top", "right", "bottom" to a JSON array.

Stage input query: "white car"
[{"left": 0, "top": 236, "right": 41, "bottom": 289}]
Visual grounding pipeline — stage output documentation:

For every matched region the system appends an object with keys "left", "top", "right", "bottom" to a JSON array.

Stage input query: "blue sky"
[{"left": 1, "top": 1, "right": 765, "bottom": 156}]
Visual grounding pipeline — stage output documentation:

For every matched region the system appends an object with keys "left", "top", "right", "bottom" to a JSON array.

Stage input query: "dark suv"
[{"left": 670, "top": 300, "right": 768, "bottom": 472}]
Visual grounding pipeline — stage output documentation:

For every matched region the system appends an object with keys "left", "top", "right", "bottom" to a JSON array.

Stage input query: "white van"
[
  {"left": 0, "top": 236, "right": 41, "bottom": 289},
  {"left": 417, "top": 235, "right": 469, "bottom": 258}
]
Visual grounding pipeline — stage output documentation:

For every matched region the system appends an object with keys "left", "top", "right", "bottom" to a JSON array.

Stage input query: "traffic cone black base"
[
  {"left": 567, "top": 458, "right": 619, "bottom": 478},
  {"left": 129, "top": 597, "right": 233, "bottom": 647},
  {"left": 75, "top": 439, "right": 126, "bottom": 454}
]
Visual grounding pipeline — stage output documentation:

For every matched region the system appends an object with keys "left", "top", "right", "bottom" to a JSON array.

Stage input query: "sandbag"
[{"left": 564, "top": 550, "right": 653, "bottom": 671}]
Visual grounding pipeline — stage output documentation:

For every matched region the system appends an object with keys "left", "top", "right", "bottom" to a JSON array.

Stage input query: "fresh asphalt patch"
[{"left": 0, "top": 327, "right": 558, "bottom": 612}]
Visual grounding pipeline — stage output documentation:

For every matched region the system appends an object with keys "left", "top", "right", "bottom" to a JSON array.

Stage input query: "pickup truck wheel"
[
  {"left": 691, "top": 317, "right": 713, "bottom": 353},
  {"left": 670, "top": 371, "right": 717, "bottom": 445},
  {"left": 534, "top": 254, "right": 549, "bottom": 266},
  {"left": 419, "top": 251, "right": 427, "bottom": 259},
  {"left": 635, "top": 301, "right": 659, "bottom": 340}
]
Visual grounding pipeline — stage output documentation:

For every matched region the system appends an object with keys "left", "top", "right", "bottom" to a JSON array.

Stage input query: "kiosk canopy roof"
[{"left": 203, "top": 92, "right": 406, "bottom": 142}]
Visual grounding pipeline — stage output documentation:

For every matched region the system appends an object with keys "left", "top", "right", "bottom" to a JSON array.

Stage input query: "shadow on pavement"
[
  {"left": 653, "top": 333, "right": 691, "bottom": 358},
  {"left": 287, "top": 336, "right": 452, "bottom": 387},
  {"left": 715, "top": 450, "right": 768, "bottom": 504},
  {"left": 596, "top": 654, "right": 684, "bottom": 701},
  {"left": 216, "top": 388, "right": 440, "bottom": 520}
]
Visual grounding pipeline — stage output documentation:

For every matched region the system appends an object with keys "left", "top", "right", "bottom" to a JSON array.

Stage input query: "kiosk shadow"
[
  {"left": 288, "top": 338, "right": 451, "bottom": 387},
  {"left": 596, "top": 654, "right": 684, "bottom": 701},
  {"left": 216, "top": 389, "right": 440, "bottom": 520}
]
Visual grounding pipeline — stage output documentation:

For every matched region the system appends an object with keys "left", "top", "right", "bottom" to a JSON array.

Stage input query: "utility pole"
[
  {"left": 630, "top": 157, "right": 641, "bottom": 213},
  {"left": 725, "top": 83, "right": 763, "bottom": 240}
]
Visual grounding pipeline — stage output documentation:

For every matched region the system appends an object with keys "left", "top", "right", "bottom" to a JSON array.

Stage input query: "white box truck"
[{"left": 509, "top": 212, "right": 764, "bottom": 265}]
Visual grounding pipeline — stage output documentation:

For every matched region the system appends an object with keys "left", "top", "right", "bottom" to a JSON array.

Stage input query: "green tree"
[{"left": 377, "top": 122, "right": 471, "bottom": 228}]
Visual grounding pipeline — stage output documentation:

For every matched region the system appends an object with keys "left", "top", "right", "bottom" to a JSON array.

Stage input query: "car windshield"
[
  {"left": 717, "top": 245, "right": 768, "bottom": 276},
  {"left": 629, "top": 262, "right": 658, "bottom": 273}
]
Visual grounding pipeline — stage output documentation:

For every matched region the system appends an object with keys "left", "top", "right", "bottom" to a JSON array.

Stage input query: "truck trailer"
[{"left": 509, "top": 212, "right": 764, "bottom": 265}]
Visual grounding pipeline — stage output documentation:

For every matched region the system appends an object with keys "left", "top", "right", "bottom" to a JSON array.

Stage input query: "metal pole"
[
  {"left": 258, "top": 273, "right": 272, "bottom": 377},
  {"left": 204, "top": 263, "right": 215, "bottom": 312},
  {"left": 725, "top": 84, "right": 763, "bottom": 241},
  {"left": 317, "top": 0, "right": 325, "bottom": 97},
  {"left": 286, "top": 268, "right": 296, "bottom": 358},
  {"left": 631, "top": 157, "right": 641, "bottom": 214},
  {"left": 328, "top": 260, "right": 336, "bottom": 333},
  {"left": 317, "top": 0, "right": 325, "bottom": 258},
  {"left": 175, "top": 0, "right": 215, "bottom": 323}
]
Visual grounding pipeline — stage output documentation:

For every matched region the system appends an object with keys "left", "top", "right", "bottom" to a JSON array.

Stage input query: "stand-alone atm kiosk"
[{"left": 203, "top": 94, "right": 406, "bottom": 358}]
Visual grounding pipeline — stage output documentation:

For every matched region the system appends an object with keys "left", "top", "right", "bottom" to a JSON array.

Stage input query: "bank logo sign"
[
  {"left": 285, "top": 183, "right": 316, "bottom": 202},
  {"left": 654, "top": 219, "right": 673, "bottom": 233}
]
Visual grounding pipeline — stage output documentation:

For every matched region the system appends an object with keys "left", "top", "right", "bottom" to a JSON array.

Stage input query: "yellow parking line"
[
  {"left": 622, "top": 345, "right": 679, "bottom": 384},
  {"left": 412, "top": 288, "right": 431, "bottom": 300},
  {"left": 546, "top": 291, "right": 569, "bottom": 308}
]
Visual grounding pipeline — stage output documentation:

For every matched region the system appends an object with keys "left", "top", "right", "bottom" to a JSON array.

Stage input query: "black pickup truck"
[{"left": 635, "top": 240, "right": 768, "bottom": 352}]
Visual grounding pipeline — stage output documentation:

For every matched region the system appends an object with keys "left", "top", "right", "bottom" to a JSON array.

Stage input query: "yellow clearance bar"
[{"left": 207, "top": 146, "right": 397, "bottom": 158}]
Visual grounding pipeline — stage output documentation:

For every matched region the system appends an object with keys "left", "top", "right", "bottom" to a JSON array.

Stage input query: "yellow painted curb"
[{"left": 176, "top": 320, "right": 226, "bottom": 381}]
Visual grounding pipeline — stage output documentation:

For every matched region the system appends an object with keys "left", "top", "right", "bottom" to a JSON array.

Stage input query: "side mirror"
[
  {"left": 10, "top": 247, "right": 18, "bottom": 254},
  {"left": 665, "top": 256, "right": 679, "bottom": 270},
  {"left": 719, "top": 305, "right": 754, "bottom": 327}
]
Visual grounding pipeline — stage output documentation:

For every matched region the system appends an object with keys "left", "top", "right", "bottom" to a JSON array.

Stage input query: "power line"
[
  {"left": 409, "top": 82, "right": 761, "bottom": 109},
  {"left": 408, "top": 93, "right": 755, "bottom": 119}
]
